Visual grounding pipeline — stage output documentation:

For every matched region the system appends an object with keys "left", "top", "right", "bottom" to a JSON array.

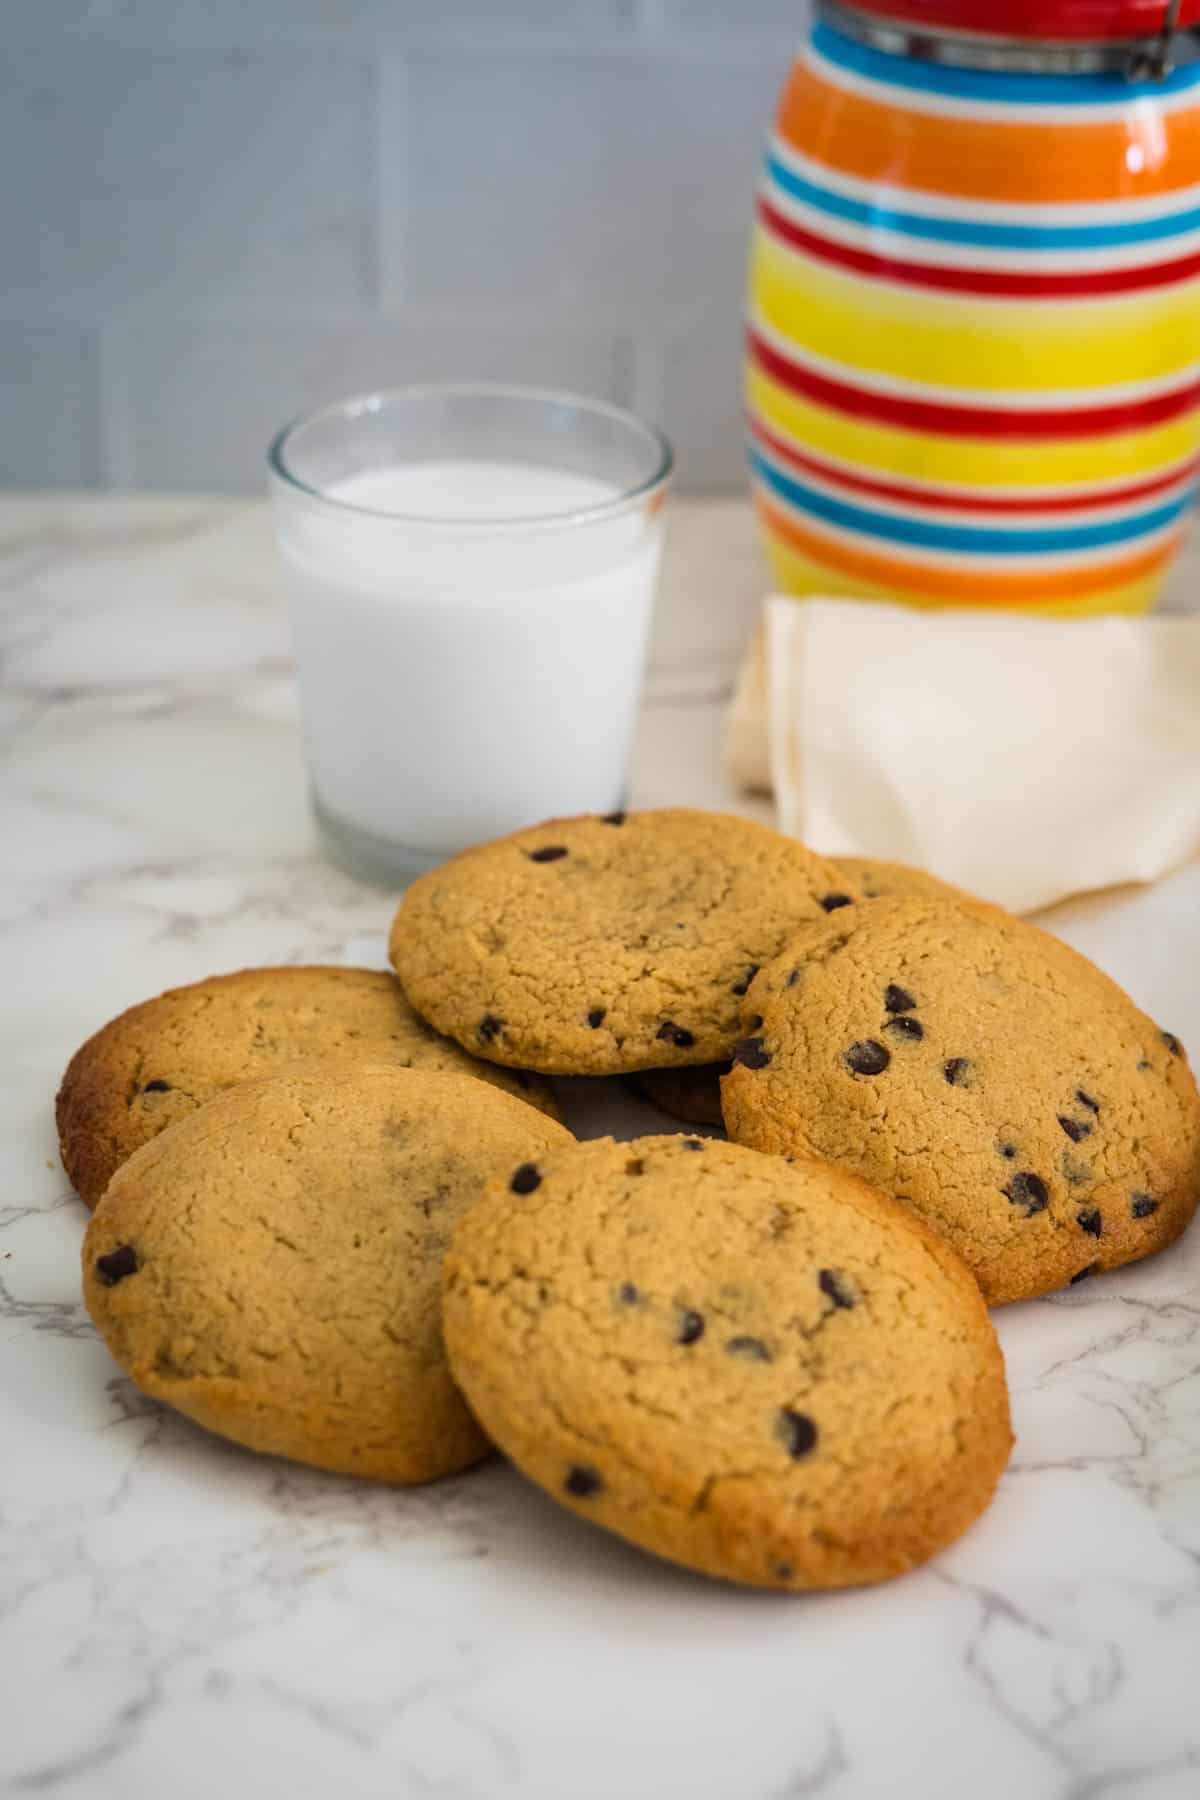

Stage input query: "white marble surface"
[{"left": 3, "top": 492, "right": 1200, "bottom": 1800}]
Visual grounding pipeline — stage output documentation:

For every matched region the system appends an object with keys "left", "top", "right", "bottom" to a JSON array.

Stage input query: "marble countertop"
[{"left": 3, "top": 492, "right": 1199, "bottom": 1800}]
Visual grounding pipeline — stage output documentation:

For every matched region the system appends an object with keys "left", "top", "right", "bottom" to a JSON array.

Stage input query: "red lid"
[{"left": 841, "top": 1, "right": 1200, "bottom": 42}]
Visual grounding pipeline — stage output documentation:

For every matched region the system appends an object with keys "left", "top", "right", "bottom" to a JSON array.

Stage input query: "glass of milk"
[{"left": 268, "top": 384, "right": 672, "bottom": 883}]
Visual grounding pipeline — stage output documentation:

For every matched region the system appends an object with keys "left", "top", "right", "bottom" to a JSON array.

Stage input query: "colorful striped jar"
[{"left": 746, "top": 7, "right": 1200, "bottom": 614}]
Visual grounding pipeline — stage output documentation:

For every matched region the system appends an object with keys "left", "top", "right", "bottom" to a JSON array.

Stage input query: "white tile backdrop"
[{"left": 0, "top": 0, "right": 807, "bottom": 493}]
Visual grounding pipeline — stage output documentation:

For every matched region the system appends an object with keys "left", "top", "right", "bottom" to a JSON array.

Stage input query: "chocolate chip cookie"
[
  {"left": 82, "top": 1064, "right": 572, "bottom": 1483},
  {"left": 58, "top": 964, "right": 560, "bottom": 1208},
  {"left": 443, "top": 1134, "right": 1012, "bottom": 1589},
  {"left": 723, "top": 898, "right": 1200, "bottom": 1304},
  {"left": 832, "top": 856, "right": 974, "bottom": 906},
  {"left": 631, "top": 855, "right": 975, "bottom": 1121},
  {"left": 389, "top": 809, "right": 849, "bottom": 1075}
]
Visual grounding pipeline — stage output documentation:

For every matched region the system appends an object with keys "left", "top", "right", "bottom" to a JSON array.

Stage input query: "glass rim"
[{"left": 266, "top": 381, "right": 674, "bottom": 531}]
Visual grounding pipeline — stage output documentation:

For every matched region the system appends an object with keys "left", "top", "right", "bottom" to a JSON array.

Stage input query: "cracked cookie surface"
[
  {"left": 442, "top": 1134, "right": 1012, "bottom": 1590},
  {"left": 58, "top": 964, "right": 560, "bottom": 1209},
  {"left": 722, "top": 898, "right": 1200, "bottom": 1304},
  {"left": 389, "top": 809, "right": 848, "bottom": 1075},
  {"left": 82, "top": 1064, "right": 572, "bottom": 1483}
]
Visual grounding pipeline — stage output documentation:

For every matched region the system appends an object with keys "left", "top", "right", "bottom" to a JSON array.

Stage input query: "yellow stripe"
[
  {"left": 763, "top": 537, "right": 1163, "bottom": 615},
  {"left": 752, "top": 233, "right": 1200, "bottom": 393},
  {"left": 747, "top": 363, "right": 1200, "bottom": 490}
]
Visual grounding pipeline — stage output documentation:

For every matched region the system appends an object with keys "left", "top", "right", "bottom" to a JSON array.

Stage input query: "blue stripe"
[
  {"left": 766, "top": 153, "right": 1200, "bottom": 253},
  {"left": 749, "top": 450, "right": 1195, "bottom": 556},
  {"left": 812, "top": 21, "right": 1200, "bottom": 108}
]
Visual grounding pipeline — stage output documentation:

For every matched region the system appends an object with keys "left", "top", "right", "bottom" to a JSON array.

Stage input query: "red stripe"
[
  {"left": 747, "top": 415, "right": 1200, "bottom": 514},
  {"left": 747, "top": 328, "right": 1200, "bottom": 440},
  {"left": 758, "top": 195, "right": 1200, "bottom": 300},
  {"left": 844, "top": 1, "right": 1200, "bottom": 42}
]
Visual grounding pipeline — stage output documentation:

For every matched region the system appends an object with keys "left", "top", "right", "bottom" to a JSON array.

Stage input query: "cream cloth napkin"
[{"left": 727, "top": 597, "right": 1200, "bottom": 915}]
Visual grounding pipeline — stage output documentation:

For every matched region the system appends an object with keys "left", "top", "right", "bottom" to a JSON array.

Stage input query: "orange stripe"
[
  {"left": 778, "top": 61, "right": 1200, "bottom": 206},
  {"left": 755, "top": 493, "right": 1181, "bottom": 600}
]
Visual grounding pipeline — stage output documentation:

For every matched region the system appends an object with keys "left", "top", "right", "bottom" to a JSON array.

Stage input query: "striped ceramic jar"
[{"left": 746, "top": 14, "right": 1200, "bottom": 613}]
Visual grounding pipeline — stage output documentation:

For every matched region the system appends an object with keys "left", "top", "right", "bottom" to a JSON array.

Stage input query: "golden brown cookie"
[
  {"left": 634, "top": 1064, "right": 727, "bottom": 1127},
  {"left": 389, "top": 809, "right": 850, "bottom": 1075},
  {"left": 443, "top": 1134, "right": 1012, "bottom": 1590},
  {"left": 82, "top": 1064, "right": 572, "bottom": 1483},
  {"left": 58, "top": 964, "right": 559, "bottom": 1208},
  {"left": 831, "top": 856, "right": 976, "bottom": 906},
  {"left": 722, "top": 898, "right": 1200, "bottom": 1304}
]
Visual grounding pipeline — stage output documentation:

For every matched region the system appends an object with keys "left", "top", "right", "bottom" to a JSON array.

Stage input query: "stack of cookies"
[{"left": 64, "top": 809, "right": 1200, "bottom": 1593}]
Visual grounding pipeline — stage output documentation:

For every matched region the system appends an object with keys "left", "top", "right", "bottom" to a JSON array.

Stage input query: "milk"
[{"left": 276, "top": 459, "right": 664, "bottom": 865}]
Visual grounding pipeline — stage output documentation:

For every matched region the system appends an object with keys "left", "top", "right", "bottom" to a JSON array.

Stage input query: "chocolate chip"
[
  {"left": 746, "top": 1014, "right": 764, "bottom": 1031},
  {"left": 1070, "top": 1263, "right": 1098, "bottom": 1285},
  {"left": 884, "top": 984, "right": 916, "bottom": 1014},
  {"left": 618, "top": 1281, "right": 640, "bottom": 1305},
  {"left": 1131, "top": 1192, "right": 1159, "bottom": 1219},
  {"left": 677, "top": 1310, "right": 705, "bottom": 1346},
  {"left": 731, "top": 965, "right": 759, "bottom": 997},
  {"left": 1076, "top": 1089, "right": 1100, "bottom": 1114},
  {"left": 776, "top": 1409, "right": 819, "bottom": 1458},
  {"left": 734, "top": 1037, "right": 770, "bottom": 1070},
  {"left": 1058, "top": 1115, "right": 1091, "bottom": 1143},
  {"left": 141, "top": 1079, "right": 170, "bottom": 1094},
  {"left": 95, "top": 1245, "right": 139, "bottom": 1286},
  {"left": 478, "top": 1014, "right": 503, "bottom": 1043},
  {"left": 785, "top": 969, "right": 801, "bottom": 989},
  {"left": 681, "top": 1137, "right": 704, "bottom": 1151},
  {"left": 1004, "top": 1172, "right": 1049, "bottom": 1216},
  {"left": 1162, "top": 1031, "right": 1183, "bottom": 1057},
  {"left": 1137, "top": 1059, "right": 1151, "bottom": 1072},
  {"left": 846, "top": 1040, "right": 889, "bottom": 1076},
  {"left": 726, "top": 1336, "right": 772, "bottom": 1362},
  {"left": 818, "top": 1268, "right": 855, "bottom": 1309},
  {"left": 625, "top": 1158, "right": 645, "bottom": 1176},
  {"left": 587, "top": 1008, "right": 606, "bottom": 1029},
  {"left": 1077, "top": 1207, "right": 1102, "bottom": 1237},
  {"left": 943, "top": 1057, "right": 971, "bottom": 1087},
  {"left": 510, "top": 1163, "right": 541, "bottom": 1195},
  {"left": 998, "top": 1142, "right": 1017, "bottom": 1160},
  {"left": 884, "top": 1016, "right": 923, "bottom": 1042},
  {"left": 656, "top": 1021, "right": 695, "bottom": 1049},
  {"left": 820, "top": 893, "right": 853, "bottom": 913},
  {"left": 527, "top": 845, "right": 568, "bottom": 863},
  {"left": 601, "top": 811, "right": 626, "bottom": 825},
  {"left": 565, "top": 1465, "right": 603, "bottom": 1498}
]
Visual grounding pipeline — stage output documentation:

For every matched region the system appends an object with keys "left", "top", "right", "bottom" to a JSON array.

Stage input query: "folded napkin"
[{"left": 727, "top": 597, "right": 1200, "bottom": 915}]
